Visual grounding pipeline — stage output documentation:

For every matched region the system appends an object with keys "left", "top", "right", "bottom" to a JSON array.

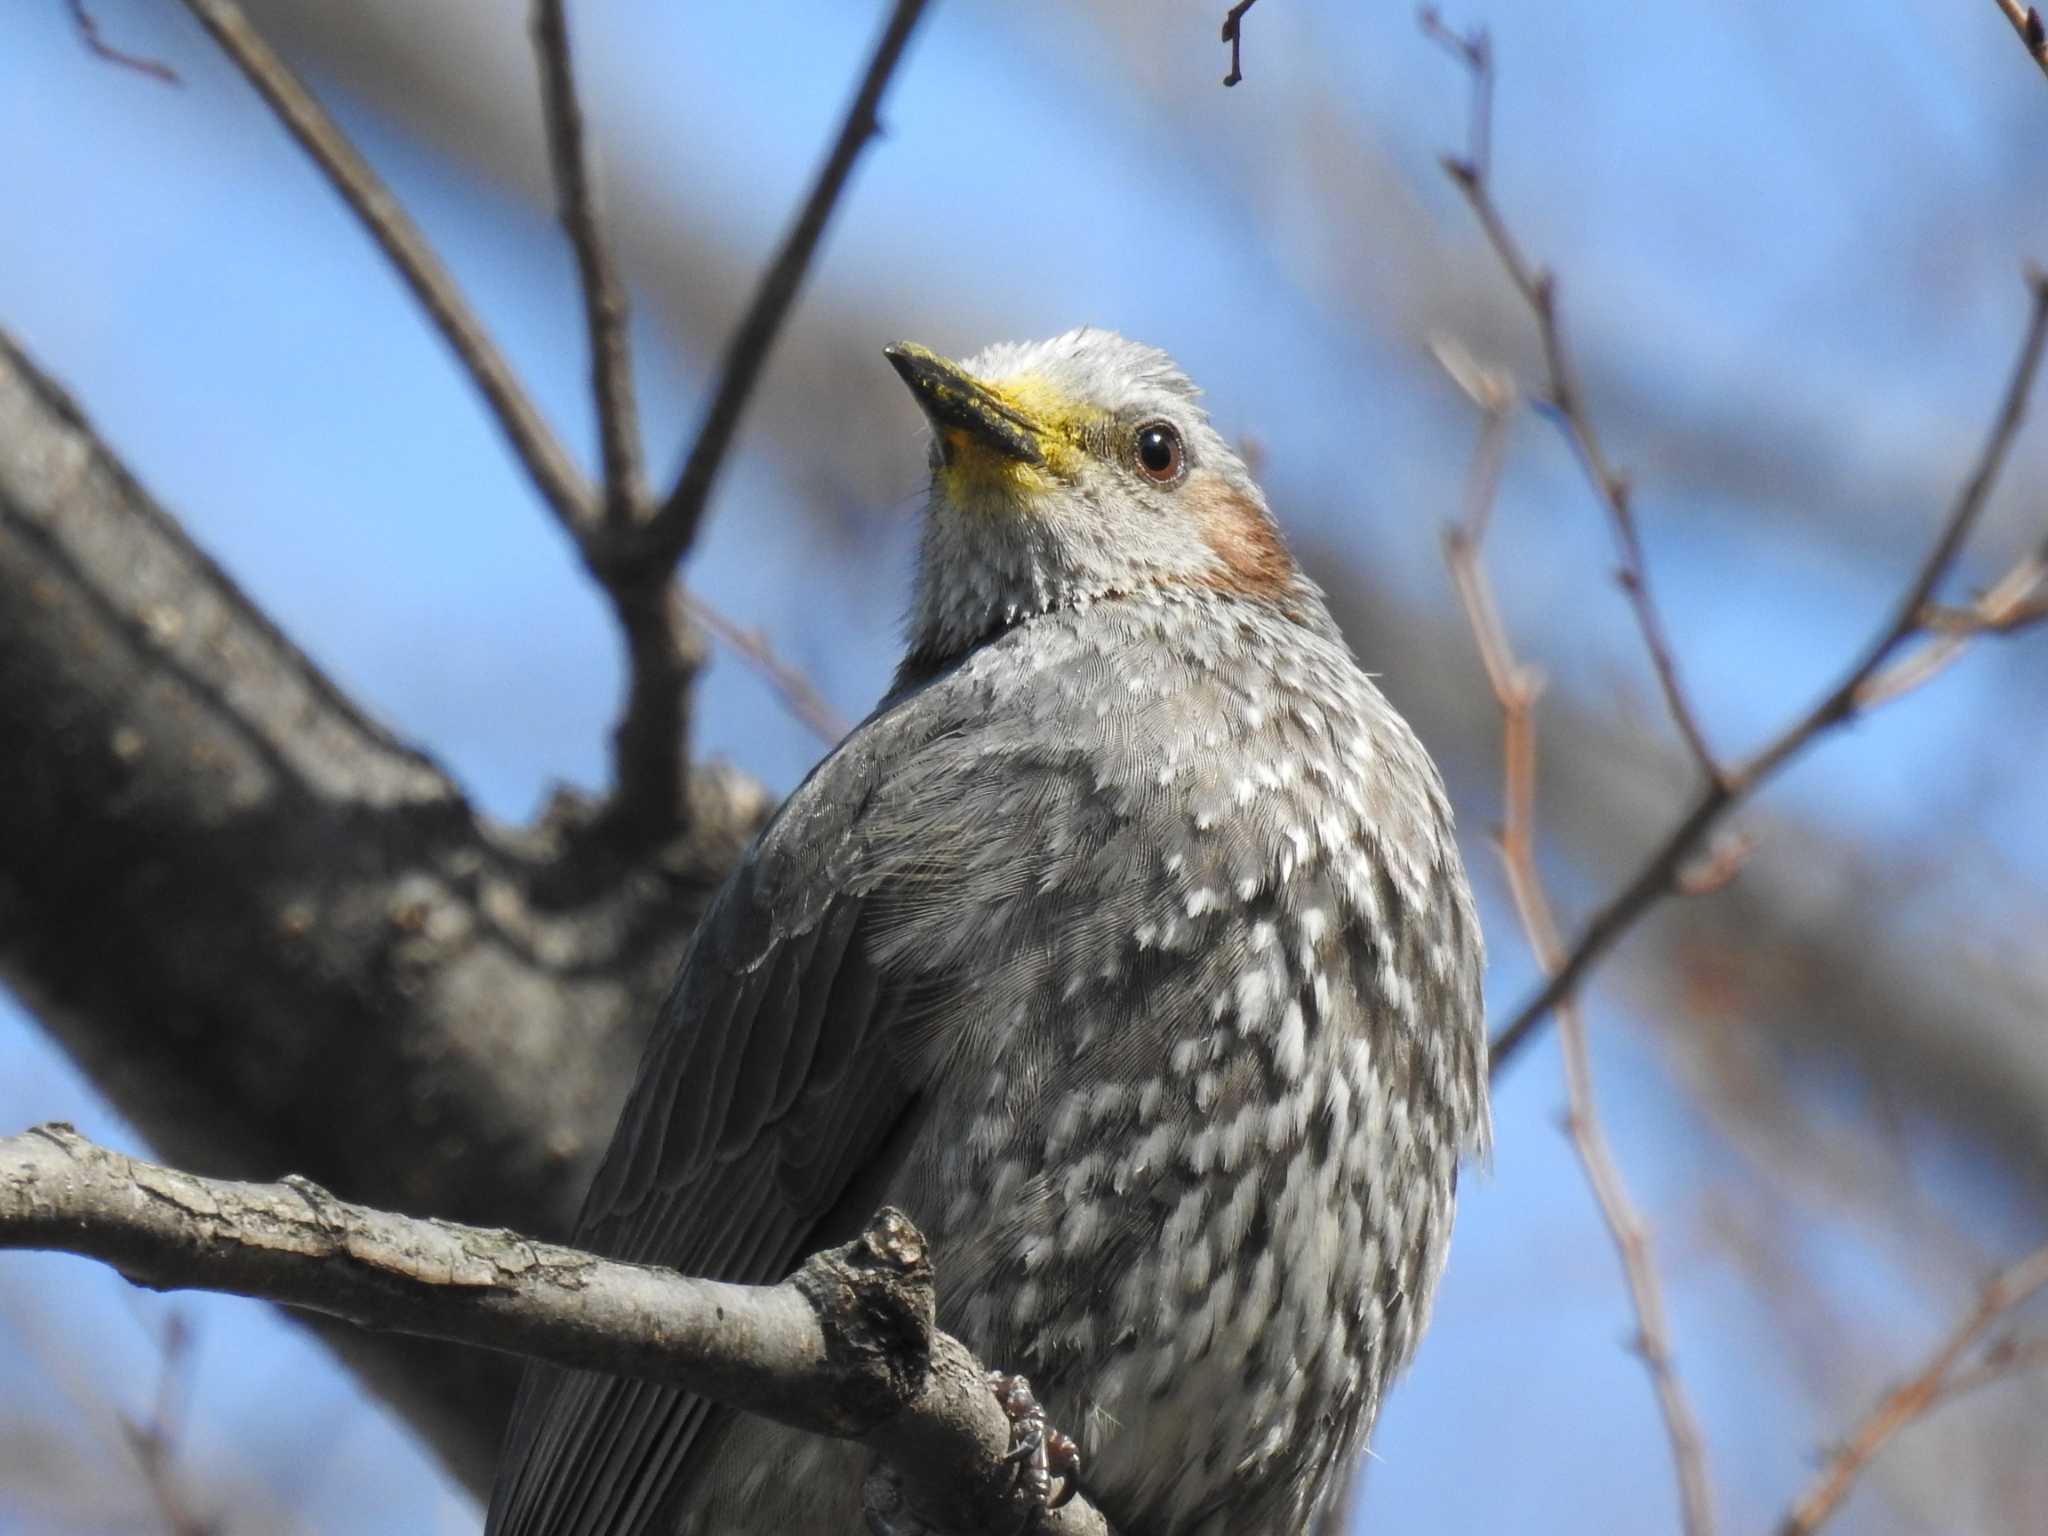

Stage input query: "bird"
[{"left": 485, "top": 329, "right": 1490, "bottom": 1536}]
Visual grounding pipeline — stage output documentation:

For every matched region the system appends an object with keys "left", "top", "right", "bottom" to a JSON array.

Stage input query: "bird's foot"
[{"left": 986, "top": 1370, "right": 1082, "bottom": 1517}]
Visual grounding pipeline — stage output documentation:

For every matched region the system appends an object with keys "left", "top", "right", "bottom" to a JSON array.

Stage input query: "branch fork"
[{"left": 174, "top": 0, "right": 920, "bottom": 845}]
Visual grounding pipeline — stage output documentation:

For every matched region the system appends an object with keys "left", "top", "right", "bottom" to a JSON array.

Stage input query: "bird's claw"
[{"left": 986, "top": 1371, "right": 1082, "bottom": 1517}]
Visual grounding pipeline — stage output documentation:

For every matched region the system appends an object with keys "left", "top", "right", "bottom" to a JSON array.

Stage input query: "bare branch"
[
  {"left": 174, "top": 0, "right": 597, "bottom": 536},
  {"left": 648, "top": 0, "right": 933, "bottom": 568},
  {"left": 65, "top": 0, "right": 182, "bottom": 84},
  {"left": 174, "top": 0, "right": 684, "bottom": 840},
  {"left": 169, "top": 0, "right": 859, "bottom": 849},
  {"left": 1776, "top": 1242, "right": 2048, "bottom": 1536},
  {"left": 1489, "top": 265, "right": 2048, "bottom": 1074},
  {"left": 532, "top": 0, "right": 647, "bottom": 529},
  {"left": 687, "top": 591, "right": 851, "bottom": 745},
  {"left": 1423, "top": 9, "right": 1723, "bottom": 786},
  {"left": 586, "top": 0, "right": 928, "bottom": 838},
  {"left": 0, "top": 1125, "right": 1111, "bottom": 1536},
  {"left": 0, "top": 324, "right": 771, "bottom": 1488},
  {"left": 1221, "top": 0, "right": 1261, "bottom": 88},
  {"left": 1934, "top": 1334, "right": 2048, "bottom": 1404},
  {"left": 1855, "top": 539, "right": 2047, "bottom": 707},
  {"left": 1438, "top": 361, "right": 1720, "bottom": 1536},
  {"left": 118, "top": 1311, "right": 216, "bottom": 1536},
  {"left": 1993, "top": 0, "right": 2048, "bottom": 78}
]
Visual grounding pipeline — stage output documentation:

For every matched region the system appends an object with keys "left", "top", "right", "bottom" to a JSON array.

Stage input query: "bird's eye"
[{"left": 1133, "top": 422, "right": 1185, "bottom": 484}]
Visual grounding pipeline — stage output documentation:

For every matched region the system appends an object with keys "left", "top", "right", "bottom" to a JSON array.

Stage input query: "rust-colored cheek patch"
[{"left": 1190, "top": 479, "right": 1299, "bottom": 602}]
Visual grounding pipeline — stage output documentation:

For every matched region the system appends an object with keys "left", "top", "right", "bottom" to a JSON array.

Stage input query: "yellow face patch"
[{"left": 938, "top": 372, "right": 1091, "bottom": 506}]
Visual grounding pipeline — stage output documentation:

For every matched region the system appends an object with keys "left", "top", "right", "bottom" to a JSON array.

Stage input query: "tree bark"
[
  {"left": 0, "top": 329, "right": 767, "bottom": 1491},
  {"left": 0, "top": 1125, "right": 1110, "bottom": 1536}
]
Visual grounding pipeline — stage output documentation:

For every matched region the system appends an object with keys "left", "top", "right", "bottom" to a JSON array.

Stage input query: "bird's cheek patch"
[{"left": 1187, "top": 481, "right": 1299, "bottom": 601}]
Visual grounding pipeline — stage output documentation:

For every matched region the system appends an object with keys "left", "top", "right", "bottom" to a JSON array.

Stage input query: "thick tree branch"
[
  {"left": 0, "top": 1126, "right": 1110, "bottom": 1536},
  {"left": 0, "top": 326, "right": 765, "bottom": 1490}
]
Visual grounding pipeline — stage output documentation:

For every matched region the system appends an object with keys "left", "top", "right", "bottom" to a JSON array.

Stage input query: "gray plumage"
[{"left": 486, "top": 330, "right": 1489, "bottom": 1536}]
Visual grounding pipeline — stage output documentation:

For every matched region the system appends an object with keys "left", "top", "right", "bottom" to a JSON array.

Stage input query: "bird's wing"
[{"left": 485, "top": 706, "right": 951, "bottom": 1536}]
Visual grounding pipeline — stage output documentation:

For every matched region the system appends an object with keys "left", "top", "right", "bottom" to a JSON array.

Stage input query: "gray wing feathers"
[{"left": 486, "top": 707, "right": 944, "bottom": 1536}]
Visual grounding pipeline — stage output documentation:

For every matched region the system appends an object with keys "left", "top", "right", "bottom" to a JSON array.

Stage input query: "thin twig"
[
  {"left": 1776, "top": 1242, "right": 2048, "bottom": 1536},
  {"left": 118, "top": 1311, "right": 216, "bottom": 1536},
  {"left": 1993, "top": 0, "right": 2048, "bottom": 78},
  {"left": 649, "top": 0, "right": 933, "bottom": 569},
  {"left": 1934, "top": 1333, "right": 2048, "bottom": 1403},
  {"left": 1855, "top": 541, "right": 2047, "bottom": 707},
  {"left": 688, "top": 593, "right": 850, "bottom": 745},
  {"left": 66, "top": 0, "right": 182, "bottom": 84},
  {"left": 532, "top": 0, "right": 646, "bottom": 530},
  {"left": 1423, "top": 10, "right": 1723, "bottom": 787},
  {"left": 1221, "top": 0, "right": 1261, "bottom": 87},
  {"left": 1488, "top": 264, "right": 2048, "bottom": 1074},
  {"left": 1439, "top": 361, "right": 1720, "bottom": 1536},
  {"left": 175, "top": 0, "right": 596, "bottom": 537}
]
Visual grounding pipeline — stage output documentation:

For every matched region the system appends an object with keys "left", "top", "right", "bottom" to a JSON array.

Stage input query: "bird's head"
[{"left": 886, "top": 329, "right": 1307, "bottom": 672}]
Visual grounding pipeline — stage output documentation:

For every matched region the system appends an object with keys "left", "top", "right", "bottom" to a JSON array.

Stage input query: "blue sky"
[{"left": 4, "top": 1, "right": 2045, "bottom": 1531}]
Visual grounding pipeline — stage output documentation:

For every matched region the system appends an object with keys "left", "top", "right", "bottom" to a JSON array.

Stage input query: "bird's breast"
[{"left": 868, "top": 597, "right": 1485, "bottom": 1532}]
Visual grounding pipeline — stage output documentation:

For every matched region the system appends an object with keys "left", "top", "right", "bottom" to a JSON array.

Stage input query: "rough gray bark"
[
  {"left": 0, "top": 1125, "right": 1111, "bottom": 1536},
  {"left": 0, "top": 329, "right": 767, "bottom": 1491}
]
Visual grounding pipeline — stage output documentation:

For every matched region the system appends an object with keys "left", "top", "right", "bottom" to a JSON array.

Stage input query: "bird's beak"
[{"left": 884, "top": 343, "right": 1046, "bottom": 467}]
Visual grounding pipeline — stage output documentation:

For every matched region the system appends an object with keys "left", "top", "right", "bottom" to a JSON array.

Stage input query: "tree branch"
[
  {"left": 0, "top": 324, "right": 766, "bottom": 1490},
  {"left": 0, "top": 1125, "right": 1110, "bottom": 1536},
  {"left": 647, "top": 0, "right": 933, "bottom": 568},
  {"left": 1423, "top": 9, "right": 1724, "bottom": 788},
  {"left": 174, "top": 0, "right": 598, "bottom": 539},
  {"left": 1993, "top": 0, "right": 2048, "bottom": 79},
  {"left": 532, "top": 0, "right": 646, "bottom": 530},
  {"left": 1487, "top": 262, "right": 2048, "bottom": 1074},
  {"left": 1220, "top": 0, "right": 1261, "bottom": 87},
  {"left": 1438, "top": 356, "right": 1720, "bottom": 1536},
  {"left": 687, "top": 591, "right": 851, "bottom": 745},
  {"left": 1776, "top": 1241, "right": 2048, "bottom": 1535},
  {"left": 169, "top": 0, "right": 859, "bottom": 849},
  {"left": 65, "top": 0, "right": 182, "bottom": 84}
]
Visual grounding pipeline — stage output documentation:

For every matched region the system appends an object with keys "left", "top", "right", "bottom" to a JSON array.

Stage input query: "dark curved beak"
[{"left": 884, "top": 342, "right": 1045, "bottom": 466}]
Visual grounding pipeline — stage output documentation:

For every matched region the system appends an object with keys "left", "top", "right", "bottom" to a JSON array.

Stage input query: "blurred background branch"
[
  {"left": 1437, "top": 331, "right": 1718, "bottom": 1536},
  {"left": 1778, "top": 1242, "right": 2048, "bottom": 1535},
  {"left": 1992, "top": 0, "right": 2048, "bottom": 79},
  {"left": 1486, "top": 265, "right": 2048, "bottom": 1070}
]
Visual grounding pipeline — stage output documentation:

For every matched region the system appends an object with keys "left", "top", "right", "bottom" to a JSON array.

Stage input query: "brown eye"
[{"left": 1134, "top": 422, "right": 1185, "bottom": 483}]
